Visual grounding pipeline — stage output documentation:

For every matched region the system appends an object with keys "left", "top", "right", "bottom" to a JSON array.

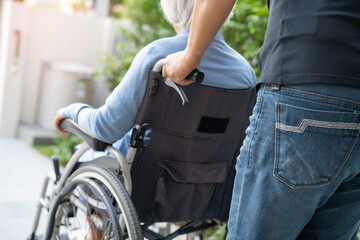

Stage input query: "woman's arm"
[
  {"left": 163, "top": 0, "right": 236, "bottom": 85},
  {"left": 54, "top": 45, "right": 162, "bottom": 143}
]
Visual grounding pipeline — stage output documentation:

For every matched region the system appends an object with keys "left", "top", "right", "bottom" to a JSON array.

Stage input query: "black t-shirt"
[{"left": 258, "top": 0, "right": 360, "bottom": 88}]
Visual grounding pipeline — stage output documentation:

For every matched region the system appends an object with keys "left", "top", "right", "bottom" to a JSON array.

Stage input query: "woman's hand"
[
  {"left": 54, "top": 108, "right": 67, "bottom": 134},
  {"left": 163, "top": 49, "right": 201, "bottom": 86}
]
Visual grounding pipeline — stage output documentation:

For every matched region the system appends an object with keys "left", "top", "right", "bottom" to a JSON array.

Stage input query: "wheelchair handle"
[
  {"left": 153, "top": 59, "right": 204, "bottom": 84},
  {"left": 186, "top": 69, "right": 204, "bottom": 84},
  {"left": 60, "top": 118, "right": 110, "bottom": 151},
  {"left": 152, "top": 59, "right": 204, "bottom": 105}
]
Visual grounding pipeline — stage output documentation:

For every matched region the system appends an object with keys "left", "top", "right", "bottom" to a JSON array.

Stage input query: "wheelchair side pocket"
[{"left": 153, "top": 160, "right": 227, "bottom": 221}]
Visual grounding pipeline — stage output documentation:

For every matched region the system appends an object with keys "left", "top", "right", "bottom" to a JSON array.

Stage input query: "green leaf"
[{"left": 98, "top": 0, "right": 268, "bottom": 91}]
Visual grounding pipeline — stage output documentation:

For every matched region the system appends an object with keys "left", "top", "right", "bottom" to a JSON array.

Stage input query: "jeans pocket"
[{"left": 274, "top": 102, "right": 360, "bottom": 189}]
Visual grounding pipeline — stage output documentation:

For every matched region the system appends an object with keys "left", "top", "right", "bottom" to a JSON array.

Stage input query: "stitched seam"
[
  {"left": 329, "top": 129, "right": 359, "bottom": 185},
  {"left": 260, "top": 73, "right": 360, "bottom": 81},
  {"left": 274, "top": 103, "right": 280, "bottom": 184},
  {"left": 289, "top": 130, "right": 359, "bottom": 189},
  {"left": 281, "top": 87, "right": 360, "bottom": 107},
  {"left": 274, "top": 103, "right": 299, "bottom": 188},
  {"left": 274, "top": 119, "right": 360, "bottom": 189},
  {"left": 212, "top": 91, "right": 225, "bottom": 139},
  {"left": 216, "top": 90, "right": 225, "bottom": 118},
  {"left": 161, "top": 90, "right": 175, "bottom": 128},
  {"left": 276, "top": 120, "right": 360, "bottom": 133},
  {"left": 247, "top": 86, "right": 265, "bottom": 166}
]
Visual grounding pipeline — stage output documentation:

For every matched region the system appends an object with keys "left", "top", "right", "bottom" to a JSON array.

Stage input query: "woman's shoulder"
[
  {"left": 125, "top": 35, "right": 188, "bottom": 78},
  {"left": 141, "top": 35, "right": 188, "bottom": 58}
]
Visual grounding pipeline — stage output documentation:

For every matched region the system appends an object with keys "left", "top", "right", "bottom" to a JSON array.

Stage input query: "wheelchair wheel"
[{"left": 48, "top": 164, "right": 142, "bottom": 240}]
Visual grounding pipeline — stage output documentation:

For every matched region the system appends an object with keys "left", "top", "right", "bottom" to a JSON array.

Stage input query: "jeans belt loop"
[{"left": 270, "top": 84, "right": 281, "bottom": 91}]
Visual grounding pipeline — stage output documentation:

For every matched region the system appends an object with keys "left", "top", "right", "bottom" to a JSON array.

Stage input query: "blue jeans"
[{"left": 227, "top": 84, "right": 360, "bottom": 240}]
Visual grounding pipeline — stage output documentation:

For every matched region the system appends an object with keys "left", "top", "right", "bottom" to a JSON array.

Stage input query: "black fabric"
[
  {"left": 259, "top": 0, "right": 360, "bottom": 88},
  {"left": 130, "top": 71, "right": 256, "bottom": 222},
  {"left": 197, "top": 117, "right": 229, "bottom": 133}
]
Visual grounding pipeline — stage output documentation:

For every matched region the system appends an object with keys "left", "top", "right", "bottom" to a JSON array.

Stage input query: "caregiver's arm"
[{"left": 163, "top": 0, "right": 236, "bottom": 85}]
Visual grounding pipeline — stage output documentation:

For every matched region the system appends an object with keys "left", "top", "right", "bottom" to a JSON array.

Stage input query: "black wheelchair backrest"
[{"left": 130, "top": 70, "right": 256, "bottom": 222}]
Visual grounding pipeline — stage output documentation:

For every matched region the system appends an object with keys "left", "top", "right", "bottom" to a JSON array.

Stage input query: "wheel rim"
[
  {"left": 71, "top": 171, "right": 136, "bottom": 240},
  {"left": 49, "top": 179, "right": 122, "bottom": 240}
]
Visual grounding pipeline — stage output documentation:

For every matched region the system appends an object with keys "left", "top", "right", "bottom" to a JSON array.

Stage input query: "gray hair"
[{"left": 161, "top": 0, "right": 233, "bottom": 29}]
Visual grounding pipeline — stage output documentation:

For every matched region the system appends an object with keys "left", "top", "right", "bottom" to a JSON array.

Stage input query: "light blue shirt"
[{"left": 62, "top": 29, "right": 257, "bottom": 156}]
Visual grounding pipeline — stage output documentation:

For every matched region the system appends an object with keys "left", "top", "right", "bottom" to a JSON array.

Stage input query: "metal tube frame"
[{"left": 30, "top": 140, "right": 136, "bottom": 239}]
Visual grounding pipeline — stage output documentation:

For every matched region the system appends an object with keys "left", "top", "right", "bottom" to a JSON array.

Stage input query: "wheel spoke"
[{"left": 49, "top": 164, "right": 142, "bottom": 240}]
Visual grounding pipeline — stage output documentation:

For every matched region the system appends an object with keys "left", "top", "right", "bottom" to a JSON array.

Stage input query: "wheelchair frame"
[
  {"left": 29, "top": 59, "right": 223, "bottom": 240},
  {"left": 29, "top": 136, "right": 143, "bottom": 240},
  {"left": 30, "top": 120, "right": 219, "bottom": 240}
]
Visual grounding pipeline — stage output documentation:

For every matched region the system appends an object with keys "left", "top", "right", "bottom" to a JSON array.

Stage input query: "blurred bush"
[
  {"left": 34, "top": 133, "right": 82, "bottom": 165},
  {"left": 97, "top": 0, "right": 268, "bottom": 91},
  {"left": 223, "top": 0, "right": 268, "bottom": 77},
  {"left": 97, "top": 0, "right": 174, "bottom": 91}
]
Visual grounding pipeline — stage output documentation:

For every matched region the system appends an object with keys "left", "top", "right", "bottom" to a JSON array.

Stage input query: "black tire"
[
  {"left": 50, "top": 164, "right": 143, "bottom": 240},
  {"left": 46, "top": 177, "right": 122, "bottom": 240}
]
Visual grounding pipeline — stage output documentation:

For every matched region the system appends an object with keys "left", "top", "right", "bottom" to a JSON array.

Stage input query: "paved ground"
[
  {"left": 0, "top": 138, "right": 53, "bottom": 239},
  {"left": 0, "top": 138, "right": 196, "bottom": 240}
]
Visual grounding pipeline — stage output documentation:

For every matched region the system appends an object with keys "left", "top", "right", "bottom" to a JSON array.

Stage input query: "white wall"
[
  {"left": 0, "top": 1, "right": 29, "bottom": 137},
  {"left": 0, "top": 2, "right": 119, "bottom": 137},
  {"left": 20, "top": 5, "right": 114, "bottom": 124}
]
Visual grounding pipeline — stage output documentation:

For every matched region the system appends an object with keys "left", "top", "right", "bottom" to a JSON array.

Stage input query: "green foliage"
[
  {"left": 53, "top": 133, "right": 83, "bottom": 165},
  {"left": 203, "top": 224, "right": 227, "bottom": 240},
  {"left": 97, "top": 0, "right": 268, "bottom": 91},
  {"left": 34, "top": 133, "right": 83, "bottom": 166},
  {"left": 223, "top": 0, "right": 268, "bottom": 77},
  {"left": 34, "top": 145, "right": 55, "bottom": 158},
  {"left": 119, "top": 0, "right": 174, "bottom": 45},
  {"left": 97, "top": 0, "right": 174, "bottom": 91}
]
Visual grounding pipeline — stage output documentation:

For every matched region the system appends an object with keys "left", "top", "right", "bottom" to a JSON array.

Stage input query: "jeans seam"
[
  {"left": 332, "top": 129, "right": 360, "bottom": 181},
  {"left": 274, "top": 103, "right": 280, "bottom": 186},
  {"left": 273, "top": 105, "right": 360, "bottom": 189},
  {"left": 231, "top": 89, "right": 265, "bottom": 237},
  {"left": 280, "top": 87, "right": 360, "bottom": 108},
  {"left": 247, "top": 86, "right": 266, "bottom": 166},
  {"left": 277, "top": 120, "right": 360, "bottom": 133}
]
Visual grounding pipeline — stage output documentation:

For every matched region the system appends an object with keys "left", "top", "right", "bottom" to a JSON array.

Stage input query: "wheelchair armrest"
[{"left": 60, "top": 118, "right": 110, "bottom": 151}]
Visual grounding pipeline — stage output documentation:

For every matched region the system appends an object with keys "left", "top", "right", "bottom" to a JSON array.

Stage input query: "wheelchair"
[{"left": 29, "top": 59, "right": 256, "bottom": 240}]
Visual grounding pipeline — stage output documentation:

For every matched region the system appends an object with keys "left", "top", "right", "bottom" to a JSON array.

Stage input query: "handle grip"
[
  {"left": 51, "top": 156, "right": 61, "bottom": 182},
  {"left": 152, "top": 58, "right": 205, "bottom": 106},
  {"left": 152, "top": 58, "right": 204, "bottom": 84},
  {"left": 186, "top": 69, "right": 204, "bottom": 84}
]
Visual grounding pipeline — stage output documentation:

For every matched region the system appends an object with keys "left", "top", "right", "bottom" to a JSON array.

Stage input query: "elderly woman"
[
  {"left": 54, "top": 0, "right": 256, "bottom": 159},
  {"left": 54, "top": 0, "right": 256, "bottom": 239}
]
